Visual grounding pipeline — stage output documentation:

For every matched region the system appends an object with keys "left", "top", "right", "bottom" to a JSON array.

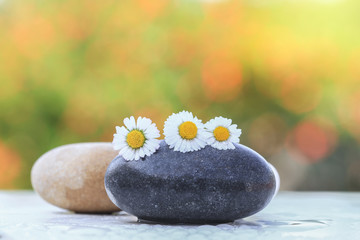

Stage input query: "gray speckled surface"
[
  {"left": 105, "top": 141, "right": 276, "bottom": 223},
  {"left": 0, "top": 191, "right": 359, "bottom": 240}
]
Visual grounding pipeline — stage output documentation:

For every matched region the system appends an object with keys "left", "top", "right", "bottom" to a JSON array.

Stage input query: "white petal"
[
  {"left": 112, "top": 139, "right": 127, "bottom": 150},
  {"left": 113, "top": 115, "right": 161, "bottom": 160},
  {"left": 147, "top": 139, "right": 159, "bottom": 149},
  {"left": 224, "top": 118, "right": 232, "bottom": 127},
  {"left": 221, "top": 142, "right": 229, "bottom": 150},
  {"left": 165, "top": 136, "right": 178, "bottom": 146},
  {"left": 119, "top": 146, "right": 129, "bottom": 155},
  {"left": 174, "top": 139, "right": 183, "bottom": 151},
  {"left": 143, "top": 145, "right": 152, "bottom": 156},
  {"left": 163, "top": 111, "right": 208, "bottom": 152},
  {"left": 183, "top": 141, "right": 190, "bottom": 152},
  {"left": 197, "top": 138, "right": 207, "bottom": 149},
  {"left": 154, "top": 139, "right": 161, "bottom": 150},
  {"left": 136, "top": 116, "right": 143, "bottom": 129},
  {"left": 230, "top": 136, "right": 240, "bottom": 143},
  {"left": 115, "top": 126, "right": 128, "bottom": 137},
  {"left": 228, "top": 124, "right": 238, "bottom": 132},
  {"left": 206, "top": 137, "right": 216, "bottom": 145},
  {"left": 113, "top": 133, "right": 125, "bottom": 143},
  {"left": 115, "top": 126, "right": 122, "bottom": 134},
  {"left": 144, "top": 141, "right": 155, "bottom": 152},
  {"left": 122, "top": 148, "right": 133, "bottom": 160},
  {"left": 124, "top": 116, "right": 136, "bottom": 130},
  {"left": 134, "top": 150, "right": 140, "bottom": 161},
  {"left": 212, "top": 142, "right": 220, "bottom": 150},
  {"left": 141, "top": 117, "right": 152, "bottom": 130},
  {"left": 192, "top": 139, "right": 200, "bottom": 150},
  {"left": 139, "top": 148, "right": 145, "bottom": 158},
  {"left": 145, "top": 124, "right": 160, "bottom": 138}
]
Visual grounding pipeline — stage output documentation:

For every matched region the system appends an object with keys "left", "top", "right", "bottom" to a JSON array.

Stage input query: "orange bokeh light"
[
  {"left": 136, "top": 0, "right": 168, "bottom": 19},
  {"left": 292, "top": 118, "right": 338, "bottom": 163},
  {"left": 0, "top": 142, "right": 21, "bottom": 189},
  {"left": 170, "top": 31, "right": 199, "bottom": 68},
  {"left": 201, "top": 53, "right": 242, "bottom": 102},
  {"left": 11, "top": 14, "right": 55, "bottom": 59}
]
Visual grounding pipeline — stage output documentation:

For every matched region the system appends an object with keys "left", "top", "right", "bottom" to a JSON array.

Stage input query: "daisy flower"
[
  {"left": 112, "top": 116, "right": 160, "bottom": 161},
  {"left": 164, "top": 111, "right": 207, "bottom": 153},
  {"left": 204, "top": 116, "right": 242, "bottom": 150}
]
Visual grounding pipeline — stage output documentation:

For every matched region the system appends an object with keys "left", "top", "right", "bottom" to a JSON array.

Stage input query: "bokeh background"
[{"left": 0, "top": 0, "right": 359, "bottom": 190}]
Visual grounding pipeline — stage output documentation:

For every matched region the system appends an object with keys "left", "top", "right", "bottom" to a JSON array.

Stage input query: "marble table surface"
[{"left": 0, "top": 191, "right": 359, "bottom": 240}]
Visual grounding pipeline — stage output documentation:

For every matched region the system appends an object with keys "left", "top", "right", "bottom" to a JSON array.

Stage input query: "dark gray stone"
[{"left": 105, "top": 140, "right": 276, "bottom": 224}]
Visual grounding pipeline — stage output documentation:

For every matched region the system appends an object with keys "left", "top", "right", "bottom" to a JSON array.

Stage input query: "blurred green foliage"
[{"left": 0, "top": 0, "right": 359, "bottom": 190}]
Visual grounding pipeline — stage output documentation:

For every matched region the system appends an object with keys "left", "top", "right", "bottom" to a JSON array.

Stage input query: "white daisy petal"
[
  {"left": 112, "top": 139, "right": 127, "bottom": 150},
  {"left": 144, "top": 142, "right": 154, "bottom": 153},
  {"left": 128, "top": 149, "right": 136, "bottom": 161},
  {"left": 119, "top": 146, "right": 129, "bottom": 155},
  {"left": 112, "top": 116, "right": 160, "bottom": 161},
  {"left": 163, "top": 111, "right": 207, "bottom": 153},
  {"left": 122, "top": 147, "right": 133, "bottom": 161},
  {"left": 184, "top": 141, "right": 191, "bottom": 152},
  {"left": 206, "top": 137, "right": 216, "bottom": 145},
  {"left": 136, "top": 117, "right": 143, "bottom": 129},
  {"left": 134, "top": 150, "right": 140, "bottom": 161},
  {"left": 213, "top": 141, "right": 220, "bottom": 149},
  {"left": 115, "top": 126, "right": 122, "bottom": 134},
  {"left": 113, "top": 132, "right": 125, "bottom": 142},
  {"left": 204, "top": 116, "right": 242, "bottom": 150},
  {"left": 224, "top": 118, "right": 232, "bottom": 127},
  {"left": 115, "top": 126, "right": 128, "bottom": 137},
  {"left": 230, "top": 135, "right": 240, "bottom": 143},
  {"left": 144, "top": 124, "right": 160, "bottom": 138},
  {"left": 165, "top": 137, "right": 177, "bottom": 146},
  {"left": 141, "top": 117, "right": 152, "bottom": 130},
  {"left": 143, "top": 145, "right": 151, "bottom": 156},
  {"left": 192, "top": 139, "right": 200, "bottom": 150},
  {"left": 123, "top": 116, "right": 136, "bottom": 130},
  {"left": 154, "top": 139, "right": 161, "bottom": 150},
  {"left": 196, "top": 138, "right": 207, "bottom": 149},
  {"left": 123, "top": 117, "right": 131, "bottom": 129},
  {"left": 174, "top": 139, "right": 182, "bottom": 151},
  {"left": 228, "top": 124, "right": 237, "bottom": 131},
  {"left": 139, "top": 148, "right": 145, "bottom": 158}
]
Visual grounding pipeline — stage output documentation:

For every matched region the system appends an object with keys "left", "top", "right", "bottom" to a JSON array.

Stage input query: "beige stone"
[{"left": 31, "top": 143, "right": 120, "bottom": 213}]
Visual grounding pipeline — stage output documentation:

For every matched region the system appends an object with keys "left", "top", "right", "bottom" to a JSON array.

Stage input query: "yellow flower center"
[
  {"left": 213, "top": 126, "right": 230, "bottom": 142},
  {"left": 126, "top": 130, "right": 145, "bottom": 149},
  {"left": 179, "top": 121, "right": 198, "bottom": 140}
]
